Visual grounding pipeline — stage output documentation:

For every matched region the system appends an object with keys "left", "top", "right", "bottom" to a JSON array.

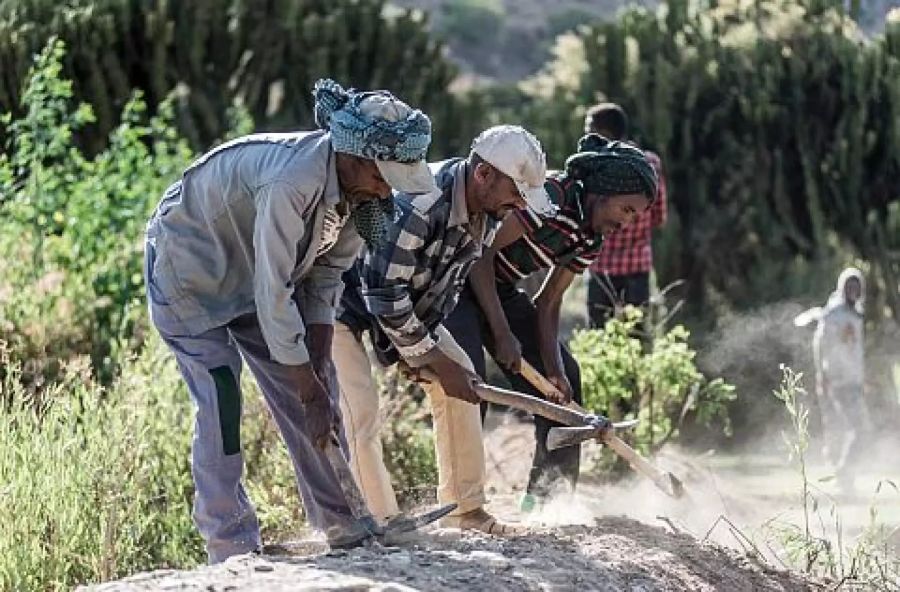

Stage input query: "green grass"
[{"left": 0, "top": 338, "right": 202, "bottom": 590}]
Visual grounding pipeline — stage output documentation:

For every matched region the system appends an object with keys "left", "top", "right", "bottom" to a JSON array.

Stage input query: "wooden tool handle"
[
  {"left": 608, "top": 435, "right": 684, "bottom": 497},
  {"left": 416, "top": 363, "right": 590, "bottom": 425},
  {"left": 605, "top": 435, "right": 664, "bottom": 481},
  {"left": 519, "top": 361, "right": 562, "bottom": 398},
  {"left": 474, "top": 383, "right": 590, "bottom": 426}
]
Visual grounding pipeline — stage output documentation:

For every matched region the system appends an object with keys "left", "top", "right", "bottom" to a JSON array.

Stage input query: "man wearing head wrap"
[
  {"left": 584, "top": 103, "right": 668, "bottom": 329},
  {"left": 333, "top": 125, "right": 552, "bottom": 534},
  {"left": 444, "top": 133, "right": 658, "bottom": 511},
  {"left": 143, "top": 78, "right": 437, "bottom": 562},
  {"left": 795, "top": 267, "right": 871, "bottom": 492}
]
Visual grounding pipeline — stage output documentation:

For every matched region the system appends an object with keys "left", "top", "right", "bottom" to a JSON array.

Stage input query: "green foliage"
[
  {"left": 547, "top": 9, "right": 597, "bottom": 39},
  {"left": 377, "top": 367, "right": 438, "bottom": 504},
  {"left": 0, "top": 338, "right": 202, "bottom": 590},
  {"left": 515, "top": 0, "right": 900, "bottom": 321},
  {"left": 570, "top": 307, "right": 735, "bottom": 455},
  {"left": 0, "top": 0, "right": 483, "bottom": 157},
  {"left": 0, "top": 38, "right": 193, "bottom": 386},
  {"left": 771, "top": 365, "right": 816, "bottom": 570}
]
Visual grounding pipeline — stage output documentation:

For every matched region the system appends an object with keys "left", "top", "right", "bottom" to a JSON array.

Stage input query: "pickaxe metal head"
[
  {"left": 323, "top": 435, "right": 456, "bottom": 541},
  {"left": 546, "top": 419, "right": 640, "bottom": 451}
]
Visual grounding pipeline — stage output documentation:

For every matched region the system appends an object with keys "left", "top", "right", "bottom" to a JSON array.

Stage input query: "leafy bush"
[
  {"left": 570, "top": 307, "right": 735, "bottom": 456},
  {"left": 0, "top": 38, "right": 192, "bottom": 386},
  {"left": 0, "top": 0, "right": 482, "bottom": 157},
  {"left": 547, "top": 8, "right": 597, "bottom": 38},
  {"left": 515, "top": 0, "right": 900, "bottom": 322}
]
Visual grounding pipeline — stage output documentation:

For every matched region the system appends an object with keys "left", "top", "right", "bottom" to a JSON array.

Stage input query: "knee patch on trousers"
[{"left": 210, "top": 366, "right": 241, "bottom": 456}]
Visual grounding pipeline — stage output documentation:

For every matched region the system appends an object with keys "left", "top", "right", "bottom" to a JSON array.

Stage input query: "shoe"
[
  {"left": 520, "top": 493, "right": 539, "bottom": 513},
  {"left": 439, "top": 508, "right": 525, "bottom": 536}
]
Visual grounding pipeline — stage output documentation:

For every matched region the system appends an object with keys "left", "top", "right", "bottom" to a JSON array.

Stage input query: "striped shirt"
[
  {"left": 344, "top": 158, "right": 496, "bottom": 365},
  {"left": 495, "top": 173, "right": 603, "bottom": 284}
]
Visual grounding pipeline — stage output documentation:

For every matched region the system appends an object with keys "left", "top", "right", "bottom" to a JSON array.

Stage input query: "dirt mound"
[{"left": 83, "top": 517, "right": 817, "bottom": 591}]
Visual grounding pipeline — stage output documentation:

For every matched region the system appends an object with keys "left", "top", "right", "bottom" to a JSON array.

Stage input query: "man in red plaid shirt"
[{"left": 584, "top": 103, "right": 668, "bottom": 327}]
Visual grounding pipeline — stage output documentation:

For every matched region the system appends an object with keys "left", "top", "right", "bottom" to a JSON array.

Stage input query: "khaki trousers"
[{"left": 333, "top": 322, "right": 486, "bottom": 520}]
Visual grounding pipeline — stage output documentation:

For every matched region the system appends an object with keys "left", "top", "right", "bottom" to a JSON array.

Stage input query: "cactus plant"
[
  {"left": 0, "top": 0, "right": 481, "bottom": 156},
  {"left": 516, "top": 0, "right": 899, "bottom": 322}
]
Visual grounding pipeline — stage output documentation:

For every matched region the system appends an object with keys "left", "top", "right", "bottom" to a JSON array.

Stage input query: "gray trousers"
[{"left": 145, "top": 245, "right": 368, "bottom": 563}]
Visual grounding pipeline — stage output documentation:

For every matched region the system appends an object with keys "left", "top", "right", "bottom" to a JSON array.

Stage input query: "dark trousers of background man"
[
  {"left": 586, "top": 271, "right": 650, "bottom": 329},
  {"left": 444, "top": 283, "right": 583, "bottom": 498}
]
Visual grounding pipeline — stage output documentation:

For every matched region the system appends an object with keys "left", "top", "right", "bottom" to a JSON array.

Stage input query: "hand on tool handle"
[
  {"left": 544, "top": 373, "right": 574, "bottom": 405},
  {"left": 493, "top": 328, "right": 523, "bottom": 373},
  {"left": 400, "top": 350, "right": 481, "bottom": 404}
]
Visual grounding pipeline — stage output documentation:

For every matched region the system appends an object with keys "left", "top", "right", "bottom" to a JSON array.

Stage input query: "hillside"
[{"left": 391, "top": 0, "right": 897, "bottom": 81}]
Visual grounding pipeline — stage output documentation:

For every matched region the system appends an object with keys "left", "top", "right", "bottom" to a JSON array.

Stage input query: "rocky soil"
[
  {"left": 83, "top": 516, "right": 819, "bottom": 592},
  {"left": 81, "top": 412, "right": 839, "bottom": 592}
]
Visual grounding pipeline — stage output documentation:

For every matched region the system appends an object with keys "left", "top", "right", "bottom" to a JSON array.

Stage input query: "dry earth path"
[{"left": 84, "top": 516, "right": 818, "bottom": 591}]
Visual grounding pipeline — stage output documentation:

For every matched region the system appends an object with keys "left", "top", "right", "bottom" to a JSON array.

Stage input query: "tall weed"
[
  {"left": 768, "top": 365, "right": 900, "bottom": 589},
  {"left": 0, "top": 337, "right": 202, "bottom": 590}
]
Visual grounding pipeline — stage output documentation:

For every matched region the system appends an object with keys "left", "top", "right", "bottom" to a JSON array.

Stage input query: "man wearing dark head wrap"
[
  {"left": 144, "top": 78, "right": 436, "bottom": 562},
  {"left": 584, "top": 102, "right": 669, "bottom": 328},
  {"left": 444, "top": 133, "right": 658, "bottom": 511}
]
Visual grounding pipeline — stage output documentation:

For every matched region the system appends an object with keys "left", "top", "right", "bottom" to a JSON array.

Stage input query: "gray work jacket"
[{"left": 145, "top": 130, "right": 363, "bottom": 365}]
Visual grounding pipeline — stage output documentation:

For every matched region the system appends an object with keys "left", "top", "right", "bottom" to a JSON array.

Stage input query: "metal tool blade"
[
  {"left": 325, "top": 435, "right": 458, "bottom": 538},
  {"left": 546, "top": 419, "right": 640, "bottom": 451},
  {"left": 384, "top": 503, "right": 458, "bottom": 535}
]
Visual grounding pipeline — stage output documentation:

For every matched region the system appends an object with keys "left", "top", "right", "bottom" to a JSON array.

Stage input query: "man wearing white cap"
[
  {"left": 144, "top": 78, "right": 438, "bottom": 562},
  {"left": 448, "top": 133, "right": 658, "bottom": 512},
  {"left": 335, "top": 125, "right": 553, "bottom": 534}
]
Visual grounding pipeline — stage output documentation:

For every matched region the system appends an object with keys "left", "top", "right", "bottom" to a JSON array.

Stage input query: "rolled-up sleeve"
[
  {"left": 360, "top": 206, "right": 439, "bottom": 365},
  {"left": 253, "top": 181, "right": 311, "bottom": 366},
  {"left": 300, "top": 219, "right": 364, "bottom": 325}
]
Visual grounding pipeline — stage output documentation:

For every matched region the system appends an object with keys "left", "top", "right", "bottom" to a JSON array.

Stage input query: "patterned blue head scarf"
[{"left": 312, "top": 78, "right": 432, "bottom": 164}]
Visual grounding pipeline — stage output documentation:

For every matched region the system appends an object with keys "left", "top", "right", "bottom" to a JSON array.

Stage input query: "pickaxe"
[
  {"left": 323, "top": 435, "right": 457, "bottom": 542},
  {"left": 475, "top": 360, "right": 685, "bottom": 499}
]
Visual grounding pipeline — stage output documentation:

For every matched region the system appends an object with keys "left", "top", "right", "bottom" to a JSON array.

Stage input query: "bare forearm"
[
  {"left": 470, "top": 212, "right": 527, "bottom": 341},
  {"left": 536, "top": 301, "right": 564, "bottom": 378},
  {"left": 470, "top": 258, "right": 512, "bottom": 338},
  {"left": 533, "top": 267, "right": 575, "bottom": 379}
]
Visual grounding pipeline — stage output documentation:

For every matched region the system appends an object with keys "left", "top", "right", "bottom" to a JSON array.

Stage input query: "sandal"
[{"left": 440, "top": 508, "right": 525, "bottom": 537}]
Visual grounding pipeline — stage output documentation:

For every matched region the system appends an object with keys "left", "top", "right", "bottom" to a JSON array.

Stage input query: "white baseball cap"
[
  {"left": 470, "top": 125, "right": 554, "bottom": 215},
  {"left": 356, "top": 94, "right": 439, "bottom": 195}
]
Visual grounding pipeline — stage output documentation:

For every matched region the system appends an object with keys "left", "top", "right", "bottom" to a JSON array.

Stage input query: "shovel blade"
[{"left": 385, "top": 503, "right": 458, "bottom": 535}]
